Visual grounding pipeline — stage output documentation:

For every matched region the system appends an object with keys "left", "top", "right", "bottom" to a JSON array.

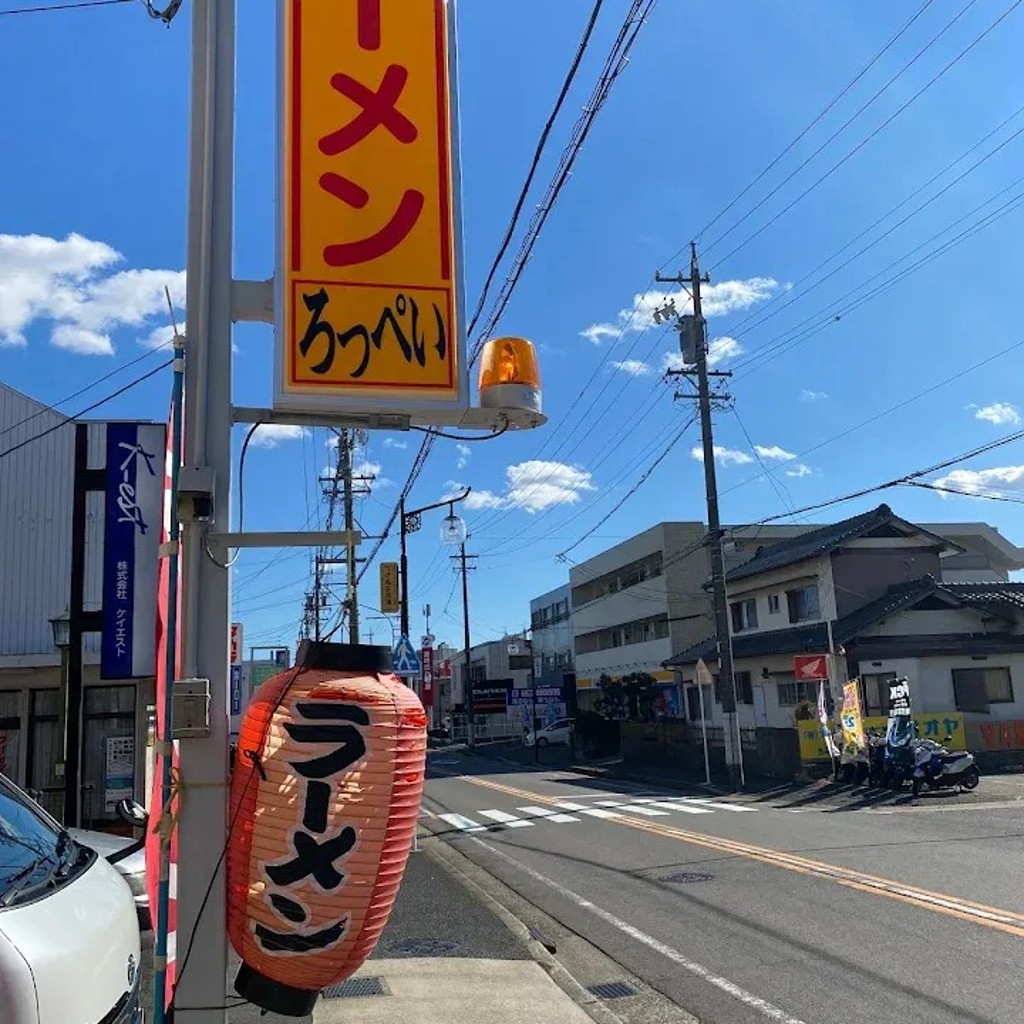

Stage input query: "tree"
[{"left": 595, "top": 672, "right": 658, "bottom": 722}]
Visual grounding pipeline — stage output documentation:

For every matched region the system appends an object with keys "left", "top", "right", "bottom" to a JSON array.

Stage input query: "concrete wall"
[{"left": 831, "top": 546, "right": 942, "bottom": 617}]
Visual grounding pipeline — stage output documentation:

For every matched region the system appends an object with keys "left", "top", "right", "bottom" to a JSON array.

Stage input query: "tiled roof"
[
  {"left": 724, "top": 504, "right": 959, "bottom": 584},
  {"left": 663, "top": 575, "right": 1024, "bottom": 668}
]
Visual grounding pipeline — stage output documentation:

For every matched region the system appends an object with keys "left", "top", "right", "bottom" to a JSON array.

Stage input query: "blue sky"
[{"left": 3, "top": 0, "right": 1024, "bottom": 654}]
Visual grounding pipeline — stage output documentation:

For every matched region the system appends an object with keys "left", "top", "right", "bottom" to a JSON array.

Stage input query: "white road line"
[
  {"left": 518, "top": 806, "right": 580, "bottom": 823},
  {"left": 438, "top": 813, "right": 486, "bottom": 833},
  {"left": 646, "top": 801, "right": 714, "bottom": 815},
  {"left": 478, "top": 809, "right": 533, "bottom": 828},
  {"left": 678, "top": 798, "right": 755, "bottom": 812},
  {"left": 555, "top": 801, "right": 589, "bottom": 811},
  {"left": 580, "top": 807, "right": 622, "bottom": 819},
  {"left": 594, "top": 800, "right": 670, "bottom": 817},
  {"left": 472, "top": 838, "right": 808, "bottom": 1024}
]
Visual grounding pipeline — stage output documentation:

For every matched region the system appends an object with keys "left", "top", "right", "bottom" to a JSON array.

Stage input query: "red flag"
[{"left": 145, "top": 402, "right": 181, "bottom": 1005}]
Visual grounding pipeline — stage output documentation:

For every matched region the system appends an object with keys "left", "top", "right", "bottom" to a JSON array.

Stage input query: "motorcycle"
[{"left": 911, "top": 737, "right": 980, "bottom": 796}]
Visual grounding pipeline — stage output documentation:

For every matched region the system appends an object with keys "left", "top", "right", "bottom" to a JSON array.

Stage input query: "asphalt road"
[{"left": 422, "top": 750, "right": 1024, "bottom": 1024}]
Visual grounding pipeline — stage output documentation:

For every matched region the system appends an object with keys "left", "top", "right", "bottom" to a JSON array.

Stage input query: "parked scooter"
[{"left": 911, "top": 736, "right": 980, "bottom": 796}]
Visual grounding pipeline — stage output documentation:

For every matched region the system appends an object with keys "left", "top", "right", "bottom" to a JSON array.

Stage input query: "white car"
[
  {"left": 70, "top": 826, "right": 148, "bottom": 928},
  {"left": 0, "top": 775, "right": 143, "bottom": 1024},
  {"left": 525, "top": 718, "right": 574, "bottom": 748}
]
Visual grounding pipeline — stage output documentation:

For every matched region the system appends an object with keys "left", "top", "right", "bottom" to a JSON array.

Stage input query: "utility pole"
[
  {"left": 453, "top": 543, "right": 477, "bottom": 747},
  {"left": 338, "top": 428, "right": 362, "bottom": 643},
  {"left": 657, "top": 242, "right": 742, "bottom": 790}
]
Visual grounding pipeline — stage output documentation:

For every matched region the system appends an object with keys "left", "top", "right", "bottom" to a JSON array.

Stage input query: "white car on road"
[
  {"left": 0, "top": 775, "right": 143, "bottom": 1024},
  {"left": 525, "top": 718, "right": 574, "bottom": 748}
]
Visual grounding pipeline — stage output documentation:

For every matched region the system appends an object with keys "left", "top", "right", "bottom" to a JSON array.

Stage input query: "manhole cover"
[
  {"left": 660, "top": 871, "right": 714, "bottom": 884},
  {"left": 588, "top": 981, "right": 638, "bottom": 1000},
  {"left": 322, "top": 976, "right": 388, "bottom": 999},
  {"left": 385, "top": 936, "right": 461, "bottom": 955}
]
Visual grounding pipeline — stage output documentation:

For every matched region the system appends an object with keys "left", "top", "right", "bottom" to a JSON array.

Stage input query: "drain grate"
[
  {"left": 385, "top": 936, "right": 461, "bottom": 955},
  {"left": 322, "top": 976, "right": 388, "bottom": 999},
  {"left": 588, "top": 981, "right": 638, "bottom": 1000},
  {"left": 660, "top": 871, "right": 714, "bottom": 884}
]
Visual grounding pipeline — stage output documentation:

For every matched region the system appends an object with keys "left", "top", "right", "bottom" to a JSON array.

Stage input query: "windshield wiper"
[
  {"left": 0, "top": 858, "right": 42, "bottom": 907},
  {"left": 54, "top": 831, "right": 76, "bottom": 877}
]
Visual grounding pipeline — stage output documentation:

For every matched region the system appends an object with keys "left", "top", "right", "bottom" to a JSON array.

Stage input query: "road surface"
[{"left": 422, "top": 750, "right": 1024, "bottom": 1024}]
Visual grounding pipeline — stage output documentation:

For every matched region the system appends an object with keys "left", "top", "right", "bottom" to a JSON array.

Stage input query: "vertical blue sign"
[
  {"left": 230, "top": 665, "right": 242, "bottom": 715},
  {"left": 102, "top": 423, "right": 160, "bottom": 679}
]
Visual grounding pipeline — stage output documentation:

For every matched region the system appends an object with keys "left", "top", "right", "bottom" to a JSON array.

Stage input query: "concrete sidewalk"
[{"left": 216, "top": 838, "right": 604, "bottom": 1024}]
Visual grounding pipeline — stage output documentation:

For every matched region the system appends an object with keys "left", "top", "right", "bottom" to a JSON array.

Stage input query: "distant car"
[
  {"left": 70, "top": 826, "right": 148, "bottom": 929},
  {"left": 525, "top": 718, "right": 574, "bottom": 749}
]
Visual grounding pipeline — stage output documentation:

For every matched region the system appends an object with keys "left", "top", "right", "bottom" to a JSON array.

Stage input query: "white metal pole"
[
  {"left": 699, "top": 684, "right": 711, "bottom": 786},
  {"left": 175, "top": 0, "right": 235, "bottom": 1020}
]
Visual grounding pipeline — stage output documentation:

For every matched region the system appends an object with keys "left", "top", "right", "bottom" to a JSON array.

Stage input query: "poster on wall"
[
  {"left": 104, "top": 735, "right": 135, "bottom": 813},
  {"left": 101, "top": 421, "right": 165, "bottom": 679}
]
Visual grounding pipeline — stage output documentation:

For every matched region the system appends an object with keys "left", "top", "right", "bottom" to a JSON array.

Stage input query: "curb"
[
  {"left": 421, "top": 832, "right": 627, "bottom": 1024},
  {"left": 567, "top": 763, "right": 732, "bottom": 795}
]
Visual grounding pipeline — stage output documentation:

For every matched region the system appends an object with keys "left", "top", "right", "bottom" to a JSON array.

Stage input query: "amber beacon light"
[
  {"left": 227, "top": 641, "right": 428, "bottom": 1017},
  {"left": 477, "top": 336, "right": 542, "bottom": 416}
]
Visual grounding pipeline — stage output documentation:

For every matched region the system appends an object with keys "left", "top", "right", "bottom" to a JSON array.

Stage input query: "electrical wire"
[
  {"left": 902, "top": 479, "right": 1024, "bottom": 504},
  {"left": 465, "top": 0, "right": 606, "bottom": 340},
  {"left": 0, "top": 358, "right": 172, "bottom": 461},
  {"left": 708, "top": 0, "right": 1024, "bottom": 270},
  {"left": 0, "top": 0, "right": 130, "bottom": 14},
  {"left": 691, "top": 0, "right": 939, "bottom": 247}
]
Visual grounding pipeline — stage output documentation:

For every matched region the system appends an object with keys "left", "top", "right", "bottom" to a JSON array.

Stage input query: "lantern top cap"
[
  {"left": 296, "top": 640, "right": 393, "bottom": 674},
  {"left": 477, "top": 337, "right": 540, "bottom": 392}
]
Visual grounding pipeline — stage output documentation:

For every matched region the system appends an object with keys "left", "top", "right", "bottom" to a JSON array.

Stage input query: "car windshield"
[{"left": 0, "top": 776, "right": 60, "bottom": 893}]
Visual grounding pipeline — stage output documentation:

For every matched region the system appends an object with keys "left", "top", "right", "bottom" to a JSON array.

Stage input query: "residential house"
[{"left": 665, "top": 504, "right": 1024, "bottom": 762}]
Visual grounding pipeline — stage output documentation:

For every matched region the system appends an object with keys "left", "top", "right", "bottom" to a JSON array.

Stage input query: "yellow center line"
[{"left": 431, "top": 769, "right": 1024, "bottom": 939}]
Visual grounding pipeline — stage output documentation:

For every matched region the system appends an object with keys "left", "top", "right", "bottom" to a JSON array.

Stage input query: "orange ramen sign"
[{"left": 277, "top": 0, "right": 464, "bottom": 409}]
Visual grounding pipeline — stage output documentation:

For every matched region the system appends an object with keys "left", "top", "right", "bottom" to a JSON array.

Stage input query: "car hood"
[{"left": 69, "top": 828, "right": 145, "bottom": 876}]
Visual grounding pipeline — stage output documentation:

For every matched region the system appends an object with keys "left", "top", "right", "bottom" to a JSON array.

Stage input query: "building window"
[
  {"left": 735, "top": 671, "right": 753, "bottom": 704},
  {"left": 730, "top": 598, "right": 758, "bottom": 632},
  {"left": 768, "top": 594, "right": 780, "bottom": 614},
  {"left": 859, "top": 673, "right": 892, "bottom": 717},
  {"left": 952, "top": 667, "right": 1014, "bottom": 712},
  {"left": 786, "top": 584, "right": 820, "bottom": 623},
  {"left": 777, "top": 679, "right": 816, "bottom": 706}
]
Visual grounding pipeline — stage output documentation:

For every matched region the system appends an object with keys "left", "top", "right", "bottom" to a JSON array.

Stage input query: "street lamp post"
[
  {"left": 399, "top": 488, "right": 470, "bottom": 638},
  {"left": 49, "top": 609, "right": 71, "bottom": 820}
]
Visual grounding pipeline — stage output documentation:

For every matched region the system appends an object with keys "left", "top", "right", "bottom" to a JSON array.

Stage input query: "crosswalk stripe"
[
  {"left": 518, "top": 806, "right": 580, "bottom": 823},
  {"left": 479, "top": 809, "right": 533, "bottom": 828},
  {"left": 580, "top": 807, "right": 622, "bottom": 819},
  {"left": 555, "top": 801, "right": 589, "bottom": 811},
  {"left": 646, "top": 800, "right": 714, "bottom": 815},
  {"left": 438, "top": 813, "right": 486, "bottom": 833},
  {"left": 678, "top": 798, "right": 754, "bottom": 812},
  {"left": 594, "top": 799, "right": 669, "bottom": 817}
]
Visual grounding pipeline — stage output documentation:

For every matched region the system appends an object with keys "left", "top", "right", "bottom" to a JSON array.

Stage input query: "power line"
[
  {"left": 691, "top": 0, "right": 938, "bottom": 246},
  {"left": 0, "top": 358, "right": 172, "bottom": 461},
  {"left": 557, "top": 412, "right": 698, "bottom": 560},
  {"left": 0, "top": 0, "right": 131, "bottom": 14},
  {"left": 465, "top": 0, "right": 606, "bottom": 340},
  {"left": 0, "top": 342, "right": 170, "bottom": 441},
  {"left": 753, "top": 423, "right": 1024, "bottom": 526},
  {"left": 708, "top": 0, "right": 1023, "bottom": 270}
]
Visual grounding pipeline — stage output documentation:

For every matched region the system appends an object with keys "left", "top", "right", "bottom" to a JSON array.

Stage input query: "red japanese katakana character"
[
  {"left": 358, "top": 0, "right": 381, "bottom": 50},
  {"left": 317, "top": 181, "right": 425, "bottom": 267},
  {"left": 319, "top": 67, "right": 417, "bottom": 155}
]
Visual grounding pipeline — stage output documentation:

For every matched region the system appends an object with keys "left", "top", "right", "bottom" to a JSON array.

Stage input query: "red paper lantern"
[{"left": 227, "top": 642, "right": 427, "bottom": 1016}]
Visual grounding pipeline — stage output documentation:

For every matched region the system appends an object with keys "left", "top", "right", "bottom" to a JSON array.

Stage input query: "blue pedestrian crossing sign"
[{"left": 392, "top": 634, "right": 421, "bottom": 676}]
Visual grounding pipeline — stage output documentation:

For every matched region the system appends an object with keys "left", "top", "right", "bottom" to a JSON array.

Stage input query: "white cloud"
[
  {"left": 610, "top": 359, "right": 651, "bottom": 377},
  {"left": 974, "top": 402, "right": 1020, "bottom": 426},
  {"left": 785, "top": 463, "right": 813, "bottom": 478},
  {"left": 456, "top": 443, "right": 471, "bottom": 470},
  {"left": 249, "top": 424, "right": 307, "bottom": 449},
  {"left": 51, "top": 325, "right": 114, "bottom": 356},
  {"left": 383, "top": 436, "right": 408, "bottom": 449},
  {"left": 354, "top": 456, "right": 390, "bottom": 486},
  {"left": 932, "top": 466, "right": 1024, "bottom": 498},
  {"left": 0, "top": 232, "right": 185, "bottom": 356},
  {"left": 800, "top": 389, "right": 828, "bottom": 403},
  {"left": 754, "top": 444, "right": 797, "bottom": 461},
  {"left": 580, "top": 276, "right": 780, "bottom": 344},
  {"left": 690, "top": 445, "right": 754, "bottom": 467},
  {"left": 445, "top": 460, "right": 595, "bottom": 514}
]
